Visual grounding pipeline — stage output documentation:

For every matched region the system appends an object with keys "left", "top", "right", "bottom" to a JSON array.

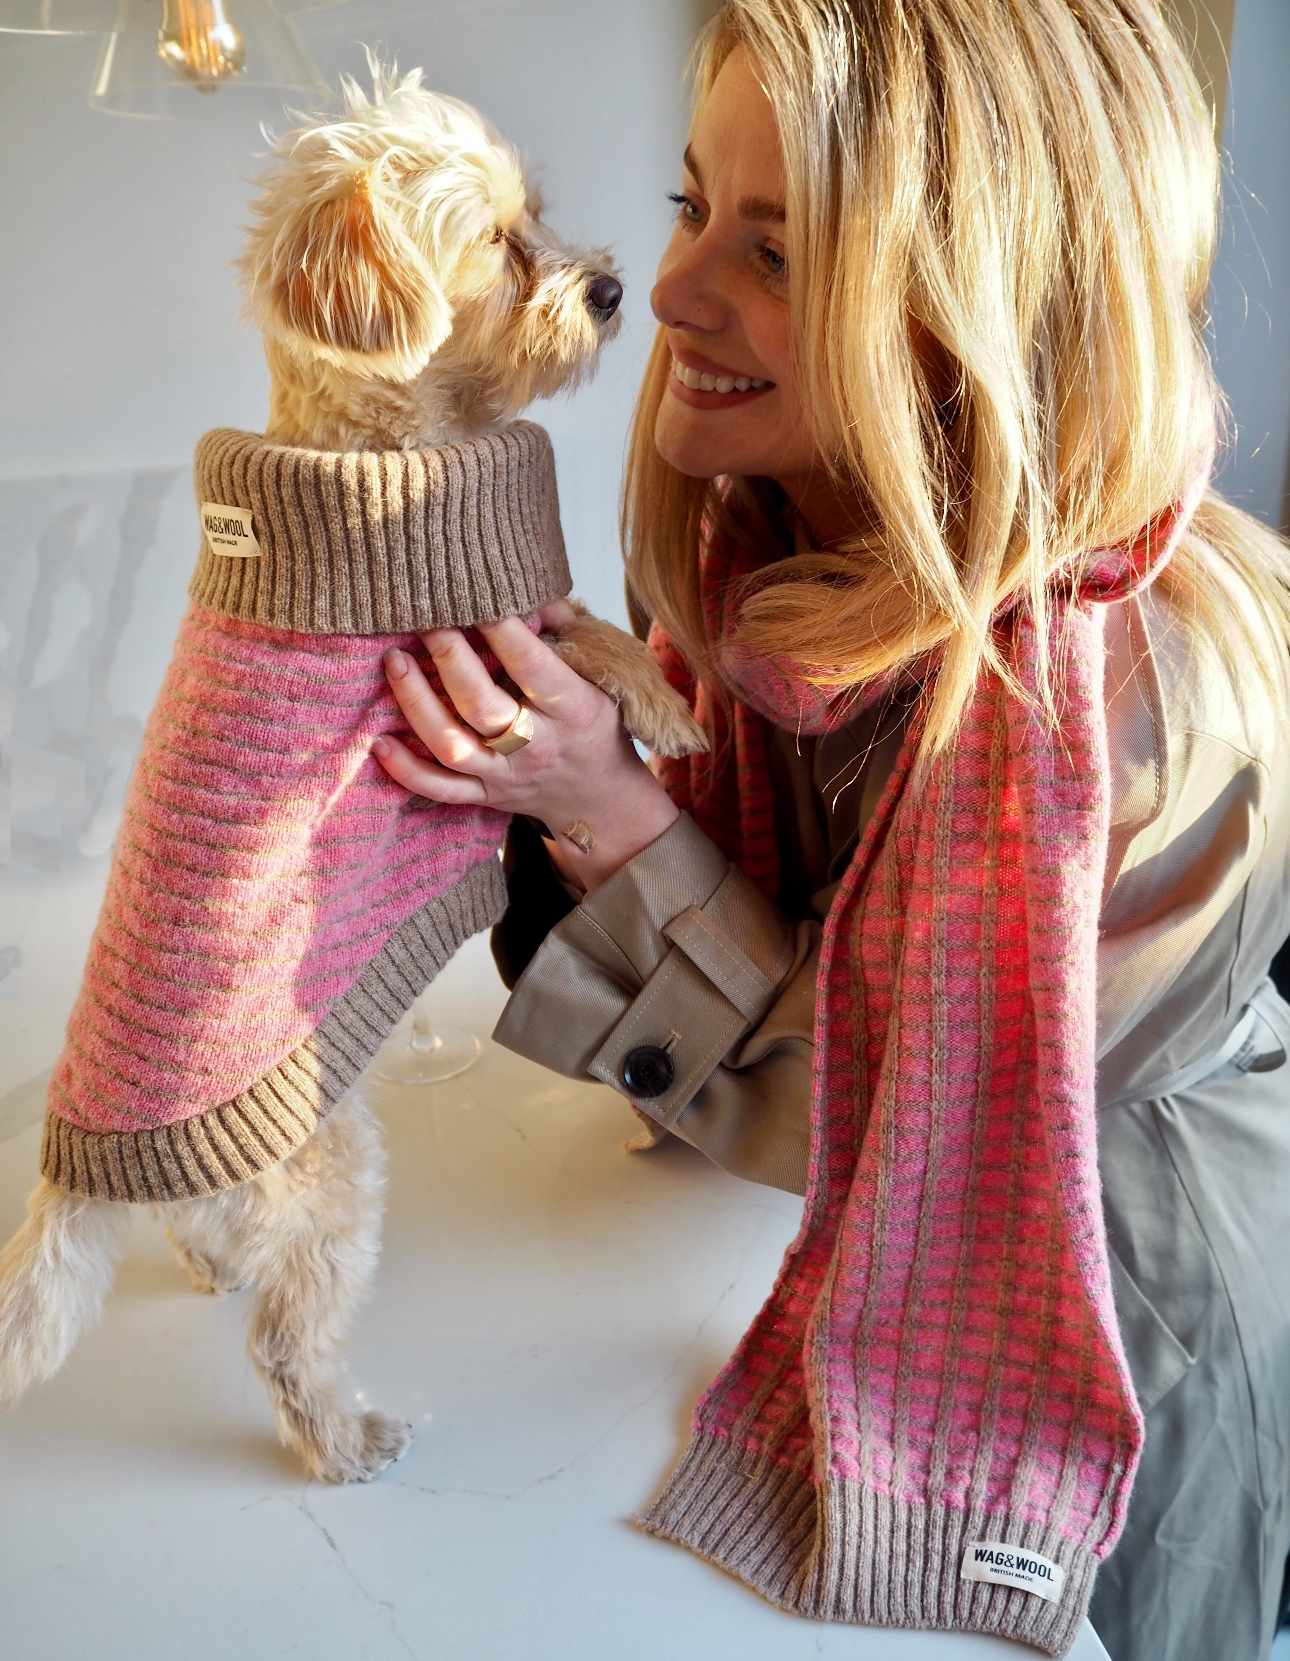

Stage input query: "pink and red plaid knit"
[{"left": 644, "top": 484, "right": 1204, "bottom": 1651}]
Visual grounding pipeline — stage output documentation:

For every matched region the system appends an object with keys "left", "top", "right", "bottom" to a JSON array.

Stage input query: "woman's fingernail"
[
  {"left": 384, "top": 648, "right": 408, "bottom": 678},
  {"left": 372, "top": 736, "right": 391, "bottom": 758}
]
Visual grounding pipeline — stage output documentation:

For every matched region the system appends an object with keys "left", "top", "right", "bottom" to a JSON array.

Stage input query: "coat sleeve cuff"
[{"left": 491, "top": 813, "right": 796, "bottom": 1113}]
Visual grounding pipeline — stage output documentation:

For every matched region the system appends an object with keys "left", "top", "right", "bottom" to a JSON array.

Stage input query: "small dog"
[
  {"left": 0, "top": 65, "right": 703, "bottom": 1484},
  {"left": 241, "top": 60, "right": 702, "bottom": 755}
]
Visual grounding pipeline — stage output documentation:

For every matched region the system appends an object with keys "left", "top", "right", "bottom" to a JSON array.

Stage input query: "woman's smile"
[{"left": 668, "top": 347, "right": 774, "bottom": 407}]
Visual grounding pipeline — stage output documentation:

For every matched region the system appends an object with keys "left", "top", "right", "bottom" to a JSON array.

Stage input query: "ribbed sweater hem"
[
  {"left": 42, "top": 855, "right": 506, "bottom": 1203},
  {"left": 639, "top": 1432, "right": 1097, "bottom": 1658}
]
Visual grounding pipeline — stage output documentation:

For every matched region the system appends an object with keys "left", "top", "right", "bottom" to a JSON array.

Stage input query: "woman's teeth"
[{"left": 671, "top": 357, "right": 768, "bottom": 394}]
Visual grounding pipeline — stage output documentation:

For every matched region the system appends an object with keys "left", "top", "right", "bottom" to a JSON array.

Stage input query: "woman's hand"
[{"left": 372, "top": 602, "right": 680, "bottom": 893}]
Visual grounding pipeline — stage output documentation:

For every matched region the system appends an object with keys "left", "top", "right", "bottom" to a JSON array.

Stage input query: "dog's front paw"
[
  {"left": 549, "top": 606, "right": 709, "bottom": 760},
  {"left": 627, "top": 689, "right": 708, "bottom": 761},
  {"left": 310, "top": 1410, "right": 413, "bottom": 1483}
]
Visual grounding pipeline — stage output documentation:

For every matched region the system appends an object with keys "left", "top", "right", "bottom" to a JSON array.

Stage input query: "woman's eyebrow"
[
  {"left": 681, "top": 145, "right": 785, "bottom": 222},
  {"left": 737, "top": 195, "right": 786, "bottom": 223}
]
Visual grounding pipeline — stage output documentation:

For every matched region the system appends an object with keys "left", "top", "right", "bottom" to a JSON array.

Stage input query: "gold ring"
[{"left": 484, "top": 703, "right": 535, "bottom": 755}]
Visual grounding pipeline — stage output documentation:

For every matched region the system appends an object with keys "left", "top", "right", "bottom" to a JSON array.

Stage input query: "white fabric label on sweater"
[
  {"left": 201, "top": 503, "right": 260, "bottom": 558},
  {"left": 960, "top": 1543, "right": 1065, "bottom": 1602}
]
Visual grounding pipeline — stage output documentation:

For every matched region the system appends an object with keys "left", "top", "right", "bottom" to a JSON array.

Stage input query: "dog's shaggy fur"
[
  {"left": 243, "top": 63, "right": 622, "bottom": 453},
  {"left": 0, "top": 65, "right": 702, "bottom": 1482}
]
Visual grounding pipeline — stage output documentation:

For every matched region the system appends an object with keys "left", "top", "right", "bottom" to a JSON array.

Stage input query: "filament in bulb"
[{"left": 157, "top": 0, "right": 245, "bottom": 91}]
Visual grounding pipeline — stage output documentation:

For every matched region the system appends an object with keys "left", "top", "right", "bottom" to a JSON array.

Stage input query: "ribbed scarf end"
[{"left": 638, "top": 1431, "right": 1098, "bottom": 1658}]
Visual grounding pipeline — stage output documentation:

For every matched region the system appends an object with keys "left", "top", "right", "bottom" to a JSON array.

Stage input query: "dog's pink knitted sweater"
[
  {"left": 42, "top": 424, "right": 571, "bottom": 1203},
  {"left": 642, "top": 474, "right": 1208, "bottom": 1655}
]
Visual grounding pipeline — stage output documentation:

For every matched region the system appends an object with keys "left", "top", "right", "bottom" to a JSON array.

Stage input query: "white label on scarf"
[
  {"left": 961, "top": 1543, "right": 1065, "bottom": 1603},
  {"left": 201, "top": 503, "right": 260, "bottom": 558}
]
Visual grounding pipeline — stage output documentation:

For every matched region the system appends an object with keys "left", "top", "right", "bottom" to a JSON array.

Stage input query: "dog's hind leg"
[
  {"left": 166, "top": 1091, "right": 410, "bottom": 1482},
  {"left": 0, "top": 1181, "right": 129, "bottom": 1408},
  {"left": 247, "top": 1094, "right": 411, "bottom": 1482}
]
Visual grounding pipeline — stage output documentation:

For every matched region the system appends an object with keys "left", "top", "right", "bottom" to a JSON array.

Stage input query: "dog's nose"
[{"left": 586, "top": 275, "right": 623, "bottom": 319}]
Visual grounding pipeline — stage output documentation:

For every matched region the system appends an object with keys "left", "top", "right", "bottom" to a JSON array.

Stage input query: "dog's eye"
[{"left": 489, "top": 225, "right": 506, "bottom": 245}]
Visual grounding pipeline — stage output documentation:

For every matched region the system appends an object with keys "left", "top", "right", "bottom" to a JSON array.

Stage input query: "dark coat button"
[{"left": 622, "top": 1044, "right": 675, "bottom": 1098}]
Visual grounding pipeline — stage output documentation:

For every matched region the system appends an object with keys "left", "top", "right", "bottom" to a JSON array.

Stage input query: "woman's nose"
[{"left": 650, "top": 243, "right": 726, "bottom": 333}]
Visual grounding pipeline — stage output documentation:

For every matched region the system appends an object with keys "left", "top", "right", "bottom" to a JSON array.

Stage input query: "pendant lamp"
[{"left": 0, "top": 0, "right": 339, "bottom": 119}]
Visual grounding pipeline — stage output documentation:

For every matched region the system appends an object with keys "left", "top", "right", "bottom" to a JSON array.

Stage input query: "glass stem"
[{"left": 410, "top": 1000, "right": 438, "bottom": 1054}]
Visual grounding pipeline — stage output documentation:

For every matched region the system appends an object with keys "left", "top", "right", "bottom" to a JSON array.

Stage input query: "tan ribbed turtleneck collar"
[{"left": 189, "top": 422, "right": 571, "bottom": 636}]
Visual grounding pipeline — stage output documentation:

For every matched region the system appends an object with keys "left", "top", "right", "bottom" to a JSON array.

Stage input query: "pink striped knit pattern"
[
  {"left": 48, "top": 604, "right": 505, "bottom": 1137},
  {"left": 649, "top": 496, "right": 1200, "bottom": 1587}
]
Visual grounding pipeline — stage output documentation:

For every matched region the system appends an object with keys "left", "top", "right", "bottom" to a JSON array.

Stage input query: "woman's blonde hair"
[{"left": 623, "top": 0, "right": 1290, "bottom": 754}]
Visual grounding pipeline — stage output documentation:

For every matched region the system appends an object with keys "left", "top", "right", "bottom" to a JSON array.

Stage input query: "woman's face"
[{"left": 651, "top": 47, "right": 817, "bottom": 492}]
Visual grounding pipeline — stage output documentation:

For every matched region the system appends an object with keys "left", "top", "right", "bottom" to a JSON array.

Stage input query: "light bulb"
[{"left": 157, "top": 0, "right": 243, "bottom": 90}]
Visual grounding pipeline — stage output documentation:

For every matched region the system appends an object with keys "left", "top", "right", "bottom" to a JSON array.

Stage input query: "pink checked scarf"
[{"left": 642, "top": 482, "right": 1205, "bottom": 1654}]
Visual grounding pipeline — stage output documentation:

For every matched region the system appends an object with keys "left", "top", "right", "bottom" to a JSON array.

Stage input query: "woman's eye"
[
  {"left": 667, "top": 191, "right": 704, "bottom": 226},
  {"left": 758, "top": 245, "right": 788, "bottom": 281}
]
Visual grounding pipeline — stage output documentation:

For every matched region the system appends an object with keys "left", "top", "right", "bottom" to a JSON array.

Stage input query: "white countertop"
[{"left": 0, "top": 930, "right": 1111, "bottom": 1661}]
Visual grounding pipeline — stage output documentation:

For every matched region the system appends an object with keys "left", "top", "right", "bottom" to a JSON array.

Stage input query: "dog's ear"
[{"left": 269, "top": 172, "right": 451, "bottom": 375}]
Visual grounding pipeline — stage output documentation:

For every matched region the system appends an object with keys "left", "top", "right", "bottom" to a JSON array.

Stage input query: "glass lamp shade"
[
  {"left": 0, "top": 0, "right": 336, "bottom": 28},
  {"left": 88, "top": 0, "right": 331, "bottom": 116},
  {"left": 0, "top": 0, "right": 115, "bottom": 31}
]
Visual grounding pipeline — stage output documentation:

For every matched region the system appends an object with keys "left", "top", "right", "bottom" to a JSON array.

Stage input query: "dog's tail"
[{"left": 0, "top": 1180, "right": 127, "bottom": 1408}]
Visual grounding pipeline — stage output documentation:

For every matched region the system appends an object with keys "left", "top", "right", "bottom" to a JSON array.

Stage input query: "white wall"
[
  {"left": 1209, "top": 0, "right": 1290, "bottom": 531},
  {"left": 0, "top": 0, "right": 709, "bottom": 623},
  {"left": 6, "top": 0, "right": 1286, "bottom": 547}
]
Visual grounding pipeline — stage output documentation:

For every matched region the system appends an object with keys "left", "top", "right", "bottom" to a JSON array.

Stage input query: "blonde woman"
[{"left": 372, "top": 4, "right": 1290, "bottom": 1657}]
